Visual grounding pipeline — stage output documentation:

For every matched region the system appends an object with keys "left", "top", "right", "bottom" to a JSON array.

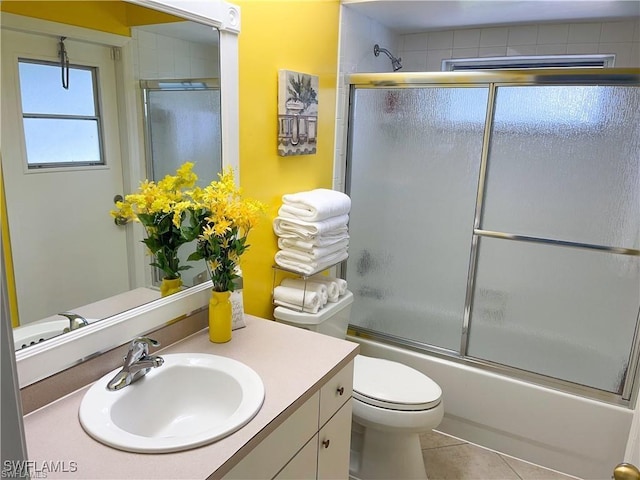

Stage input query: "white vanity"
[{"left": 22, "top": 315, "right": 358, "bottom": 479}]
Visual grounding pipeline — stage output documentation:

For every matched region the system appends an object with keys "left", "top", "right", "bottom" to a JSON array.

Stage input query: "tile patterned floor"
[{"left": 421, "top": 431, "right": 579, "bottom": 480}]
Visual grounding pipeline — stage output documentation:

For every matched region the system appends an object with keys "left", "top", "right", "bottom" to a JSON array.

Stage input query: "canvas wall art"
[{"left": 277, "top": 70, "right": 318, "bottom": 156}]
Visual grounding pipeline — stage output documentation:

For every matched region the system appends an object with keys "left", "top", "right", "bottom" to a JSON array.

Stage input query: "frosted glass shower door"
[
  {"left": 346, "top": 87, "right": 488, "bottom": 351},
  {"left": 468, "top": 85, "right": 640, "bottom": 393}
]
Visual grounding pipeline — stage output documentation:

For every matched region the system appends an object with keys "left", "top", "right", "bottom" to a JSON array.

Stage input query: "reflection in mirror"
[{"left": 0, "top": 1, "right": 222, "bottom": 351}]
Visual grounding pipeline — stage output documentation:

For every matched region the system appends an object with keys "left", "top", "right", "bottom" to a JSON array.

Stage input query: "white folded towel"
[
  {"left": 278, "top": 237, "right": 349, "bottom": 254},
  {"left": 278, "top": 242, "right": 349, "bottom": 262},
  {"left": 274, "top": 249, "right": 349, "bottom": 276},
  {"left": 280, "top": 278, "right": 328, "bottom": 305},
  {"left": 273, "top": 214, "right": 349, "bottom": 240},
  {"left": 273, "top": 286, "right": 321, "bottom": 313},
  {"left": 309, "top": 275, "right": 348, "bottom": 297},
  {"left": 280, "top": 189, "right": 351, "bottom": 222},
  {"left": 277, "top": 235, "right": 350, "bottom": 250}
]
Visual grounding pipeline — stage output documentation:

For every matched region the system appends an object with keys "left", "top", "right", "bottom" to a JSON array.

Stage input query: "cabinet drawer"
[
  {"left": 273, "top": 434, "right": 318, "bottom": 480},
  {"left": 319, "top": 360, "right": 353, "bottom": 427},
  {"left": 224, "top": 391, "right": 320, "bottom": 480}
]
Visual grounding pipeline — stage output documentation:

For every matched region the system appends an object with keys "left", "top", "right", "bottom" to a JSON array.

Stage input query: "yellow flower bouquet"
[
  {"left": 111, "top": 162, "right": 199, "bottom": 281},
  {"left": 186, "top": 168, "right": 265, "bottom": 292}
]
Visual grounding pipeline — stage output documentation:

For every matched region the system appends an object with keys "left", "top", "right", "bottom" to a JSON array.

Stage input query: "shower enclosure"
[
  {"left": 345, "top": 69, "right": 640, "bottom": 405},
  {"left": 141, "top": 78, "right": 222, "bottom": 287}
]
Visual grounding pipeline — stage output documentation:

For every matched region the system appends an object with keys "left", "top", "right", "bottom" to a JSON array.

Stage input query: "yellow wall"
[
  {"left": 235, "top": 0, "right": 341, "bottom": 319},
  {"left": 0, "top": 1, "right": 182, "bottom": 36}
]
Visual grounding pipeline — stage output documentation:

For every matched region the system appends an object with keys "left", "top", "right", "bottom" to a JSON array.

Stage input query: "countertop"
[{"left": 22, "top": 315, "right": 359, "bottom": 479}]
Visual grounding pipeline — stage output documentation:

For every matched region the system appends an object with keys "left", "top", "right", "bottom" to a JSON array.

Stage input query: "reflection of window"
[{"left": 18, "top": 59, "right": 104, "bottom": 168}]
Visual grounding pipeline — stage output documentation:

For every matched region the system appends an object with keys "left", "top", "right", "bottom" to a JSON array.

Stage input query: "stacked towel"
[
  {"left": 308, "top": 275, "right": 347, "bottom": 302},
  {"left": 273, "top": 189, "right": 350, "bottom": 275}
]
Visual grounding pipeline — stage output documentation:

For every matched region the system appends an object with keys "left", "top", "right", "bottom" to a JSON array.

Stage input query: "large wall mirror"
[{"left": 0, "top": 0, "right": 240, "bottom": 386}]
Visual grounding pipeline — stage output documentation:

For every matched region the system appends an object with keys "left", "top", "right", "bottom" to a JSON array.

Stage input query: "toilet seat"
[{"left": 353, "top": 355, "right": 442, "bottom": 411}]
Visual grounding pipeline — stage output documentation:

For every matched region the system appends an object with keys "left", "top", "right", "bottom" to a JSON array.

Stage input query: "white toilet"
[{"left": 274, "top": 290, "right": 443, "bottom": 480}]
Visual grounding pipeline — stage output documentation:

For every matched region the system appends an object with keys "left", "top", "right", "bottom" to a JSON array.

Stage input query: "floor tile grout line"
[
  {"left": 498, "top": 452, "right": 525, "bottom": 480},
  {"left": 421, "top": 441, "right": 468, "bottom": 451}
]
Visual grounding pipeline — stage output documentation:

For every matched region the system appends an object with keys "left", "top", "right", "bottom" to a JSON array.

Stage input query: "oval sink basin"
[{"left": 79, "top": 353, "right": 265, "bottom": 453}]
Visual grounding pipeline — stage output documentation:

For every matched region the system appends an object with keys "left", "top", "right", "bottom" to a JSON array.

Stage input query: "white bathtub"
[{"left": 346, "top": 331, "right": 634, "bottom": 479}]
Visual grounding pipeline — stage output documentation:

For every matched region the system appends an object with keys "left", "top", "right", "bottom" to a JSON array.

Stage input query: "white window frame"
[{"left": 442, "top": 54, "right": 616, "bottom": 71}]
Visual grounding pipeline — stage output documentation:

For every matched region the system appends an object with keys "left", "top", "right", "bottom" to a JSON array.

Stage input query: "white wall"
[
  {"left": 397, "top": 20, "right": 640, "bottom": 71},
  {"left": 132, "top": 28, "right": 219, "bottom": 79}
]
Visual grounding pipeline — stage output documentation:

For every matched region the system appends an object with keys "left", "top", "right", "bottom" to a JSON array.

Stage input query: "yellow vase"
[
  {"left": 209, "top": 290, "right": 232, "bottom": 343},
  {"left": 160, "top": 277, "right": 182, "bottom": 297}
]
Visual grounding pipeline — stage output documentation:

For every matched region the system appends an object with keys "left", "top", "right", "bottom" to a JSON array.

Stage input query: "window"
[
  {"left": 442, "top": 54, "right": 615, "bottom": 71},
  {"left": 18, "top": 59, "right": 104, "bottom": 168}
]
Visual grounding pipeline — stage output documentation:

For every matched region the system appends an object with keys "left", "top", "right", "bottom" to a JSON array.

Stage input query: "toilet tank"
[{"left": 273, "top": 290, "right": 353, "bottom": 339}]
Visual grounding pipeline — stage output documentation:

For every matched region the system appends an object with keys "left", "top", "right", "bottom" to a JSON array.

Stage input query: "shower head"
[{"left": 374, "top": 44, "right": 402, "bottom": 71}]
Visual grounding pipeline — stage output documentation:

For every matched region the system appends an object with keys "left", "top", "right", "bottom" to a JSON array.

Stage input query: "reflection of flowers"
[
  {"left": 111, "top": 163, "right": 198, "bottom": 280},
  {"left": 186, "top": 168, "right": 265, "bottom": 292}
]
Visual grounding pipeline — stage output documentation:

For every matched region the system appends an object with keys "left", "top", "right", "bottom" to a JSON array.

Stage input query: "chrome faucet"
[
  {"left": 107, "top": 337, "right": 164, "bottom": 391},
  {"left": 59, "top": 312, "right": 89, "bottom": 333}
]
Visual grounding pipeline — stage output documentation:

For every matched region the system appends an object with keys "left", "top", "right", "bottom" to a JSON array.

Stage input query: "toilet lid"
[{"left": 353, "top": 355, "right": 442, "bottom": 411}]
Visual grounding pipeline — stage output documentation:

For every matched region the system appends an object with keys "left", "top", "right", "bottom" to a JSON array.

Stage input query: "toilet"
[{"left": 274, "top": 290, "right": 443, "bottom": 480}]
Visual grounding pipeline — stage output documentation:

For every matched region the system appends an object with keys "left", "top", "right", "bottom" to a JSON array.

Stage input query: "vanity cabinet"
[{"left": 224, "top": 360, "right": 353, "bottom": 480}]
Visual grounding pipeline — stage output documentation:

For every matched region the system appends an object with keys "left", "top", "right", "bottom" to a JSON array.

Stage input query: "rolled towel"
[
  {"left": 309, "top": 275, "right": 348, "bottom": 297},
  {"left": 273, "top": 286, "right": 321, "bottom": 313},
  {"left": 274, "top": 249, "right": 349, "bottom": 276},
  {"left": 277, "top": 234, "right": 350, "bottom": 250},
  {"left": 280, "top": 189, "right": 351, "bottom": 222},
  {"left": 278, "top": 237, "right": 349, "bottom": 254},
  {"left": 273, "top": 214, "right": 349, "bottom": 240},
  {"left": 280, "top": 278, "right": 328, "bottom": 305}
]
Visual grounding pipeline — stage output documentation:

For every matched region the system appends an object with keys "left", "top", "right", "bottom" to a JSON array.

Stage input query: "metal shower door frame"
[{"left": 344, "top": 68, "right": 640, "bottom": 407}]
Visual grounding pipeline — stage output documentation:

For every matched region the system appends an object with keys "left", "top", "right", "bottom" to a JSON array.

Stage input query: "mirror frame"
[{"left": 7, "top": 0, "right": 241, "bottom": 387}]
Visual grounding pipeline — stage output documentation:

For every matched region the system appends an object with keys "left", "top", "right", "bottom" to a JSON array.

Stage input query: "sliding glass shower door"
[
  {"left": 345, "top": 71, "right": 640, "bottom": 402},
  {"left": 346, "top": 86, "right": 489, "bottom": 352}
]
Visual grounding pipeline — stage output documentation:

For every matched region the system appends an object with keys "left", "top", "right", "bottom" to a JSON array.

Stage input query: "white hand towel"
[
  {"left": 280, "top": 278, "right": 328, "bottom": 305},
  {"left": 273, "top": 286, "right": 321, "bottom": 313},
  {"left": 274, "top": 249, "right": 349, "bottom": 276},
  {"left": 277, "top": 235, "right": 350, "bottom": 250},
  {"left": 273, "top": 214, "right": 349, "bottom": 240},
  {"left": 280, "top": 189, "right": 351, "bottom": 222},
  {"left": 278, "top": 237, "right": 349, "bottom": 254},
  {"left": 278, "top": 243, "right": 349, "bottom": 262},
  {"left": 309, "top": 275, "right": 348, "bottom": 297}
]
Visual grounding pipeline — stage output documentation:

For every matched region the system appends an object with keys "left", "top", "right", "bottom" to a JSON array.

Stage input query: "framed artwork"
[{"left": 277, "top": 70, "right": 318, "bottom": 156}]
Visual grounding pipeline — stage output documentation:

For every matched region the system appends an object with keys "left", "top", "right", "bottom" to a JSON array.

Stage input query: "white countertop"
[{"left": 22, "top": 315, "right": 359, "bottom": 479}]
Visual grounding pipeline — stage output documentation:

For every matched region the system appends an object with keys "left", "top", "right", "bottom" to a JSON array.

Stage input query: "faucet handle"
[
  {"left": 124, "top": 337, "right": 160, "bottom": 364},
  {"left": 131, "top": 337, "right": 160, "bottom": 348}
]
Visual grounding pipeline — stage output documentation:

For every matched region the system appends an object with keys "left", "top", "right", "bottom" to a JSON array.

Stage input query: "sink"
[{"left": 79, "top": 353, "right": 265, "bottom": 453}]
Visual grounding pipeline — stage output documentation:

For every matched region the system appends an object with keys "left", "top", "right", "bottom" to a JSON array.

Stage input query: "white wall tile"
[
  {"left": 600, "top": 21, "right": 636, "bottom": 43},
  {"left": 428, "top": 30, "right": 454, "bottom": 49},
  {"left": 426, "top": 49, "right": 452, "bottom": 71},
  {"left": 401, "top": 50, "right": 427, "bottom": 71},
  {"left": 568, "top": 23, "right": 601, "bottom": 44},
  {"left": 566, "top": 43, "right": 600, "bottom": 55},
  {"left": 136, "top": 29, "right": 157, "bottom": 51},
  {"left": 536, "top": 43, "right": 568, "bottom": 55},
  {"left": 634, "top": 20, "right": 640, "bottom": 42},
  {"left": 507, "top": 45, "right": 538, "bottom": 56},
  {"left": 452, "top": 47, "right": 479, "bottom": 59},
  {"left": 537, "top": 24, "right": 569, "bottom": 44},
  {"left": 480, "top": 27, "right": 508, "bottom": 47},
  {"left": 479, "top": 46, "right": 507, "bottom": 57},
  {"left": 403, "top": 32, "right": 428, "bottom": 51},
  {"left": 454, "top": 29, "right": 481, "bottom": 48},
  {"left": 508, "top": 25, "right": 538, "bottom": 45}
]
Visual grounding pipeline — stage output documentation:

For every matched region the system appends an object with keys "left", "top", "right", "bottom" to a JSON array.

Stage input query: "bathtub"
[{"left": 347, "top": 305, "right": 635, "bottom": 479}]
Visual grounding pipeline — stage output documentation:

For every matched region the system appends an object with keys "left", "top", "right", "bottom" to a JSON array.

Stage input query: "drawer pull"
[
  {"left": 322, "top": 439, "right": 330, "bottom": 449},
  {"left": 336, "top": 386, "right": 344, "bottom": 396}
]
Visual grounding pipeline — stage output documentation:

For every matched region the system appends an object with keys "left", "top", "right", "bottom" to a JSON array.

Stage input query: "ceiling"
[{"left": 342, "top": 0, "right": 640, "bottom": 33}]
